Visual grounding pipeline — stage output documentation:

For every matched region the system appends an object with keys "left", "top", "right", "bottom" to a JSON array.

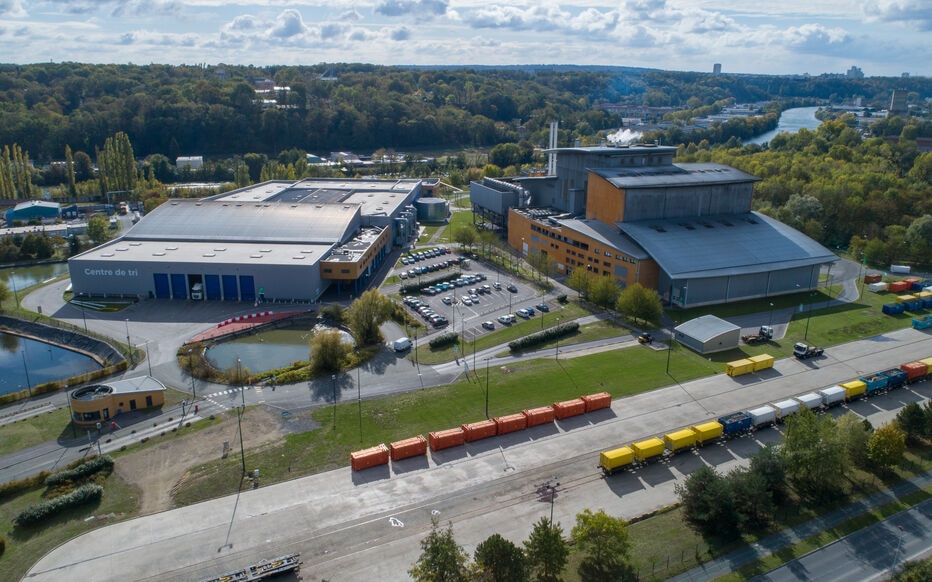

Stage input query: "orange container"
[
  {"left": 494, "top": 413, "right": 528, "bottom": 435},
  {"left": 389, "top": 435, "right": 427, "bottom": 461},
  {"left": 429, "top": 428, "right": 465, "bottom": 451},
  {"left": 351, "top": 444, "right": 389, "bottom": 472},
  {"left": 522, "top": 406, "right": 555, "bottom": 427},
  {"left": 863, "top": 273, "right": 882, "bottom": 284},
  {"left": 552, "top": 398, "right": 586, "bottom": 420},
  {"left": 581, "top": 392, "right": 612, "bottom": 413},
  {"left": 462, "top": 420, "right": 497, "bottom": 442},
  {"left": 888, "top": 281, "right": 910, "bottom": 293},
  {"left": 900, "top": 361, "right": 928, "bottom": 382}
]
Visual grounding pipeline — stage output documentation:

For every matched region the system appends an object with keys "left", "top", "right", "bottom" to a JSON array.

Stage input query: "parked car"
[
  {"left": 637, "top": 333, "right": 653, "bottom": 344},
  {"left": 516, "top": 309, "right": 530, "bottom": 319},
  {"left": 493, "top": 282, "right": 502, "bottom": 290},
  {"left": 507, "top": 283, "right": 518, "bottom": 292},
  {"left": 462, "top": 297, "right": 473, "bottom": 306},
  {"left": 497, "top": 314, "right": 516, "bottom": 324},
  {"left": 482, "top": 321, "right": 495, "bottom": 330},
  {"left": 535, "top": 303, "right": 549, "bottom": 312},
  {"left": 441, "top": 296, "right": 453, "bottom": 305},
  {"left": 525, "top": 306, "right": 535, "bottom": 315}
]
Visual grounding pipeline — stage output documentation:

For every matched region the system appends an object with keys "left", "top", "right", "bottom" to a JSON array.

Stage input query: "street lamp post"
[
  {"left": 188, "top": 348, "right": 196, "bottom": 398},
  {"left": 331, "top": 374, "right": 337, "bottom": 431},
  {"left": 546, "top": 480, "right": 560, "bottom": 523},
  {"left": 357, "top": 361, "right": 362, "bottom": 445},
  {"left": 124, "top": 318, "right": 133, "bottom": 366},
  {"left": 665, "top": 324, "right": 675, "bottom": 377},
  {"left": 554, "top": 317, "right": 561, "bottom": 360},
  {"left": 768, "top": 302, "right": 775, "bottom": 327},
  {"left": 21, "top": 349, "right": 32, "bottom": 398},
  {"left": 484, "top": 357, "right": 490, "bottom": 419}
]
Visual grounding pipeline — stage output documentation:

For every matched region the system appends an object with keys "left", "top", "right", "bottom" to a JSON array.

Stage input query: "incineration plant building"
[
  {"left": 471, "top": 144, "right": 836, "bottom": 307},
  {"left": 69, "top": 178, "right": 433, "bottom": 303}
]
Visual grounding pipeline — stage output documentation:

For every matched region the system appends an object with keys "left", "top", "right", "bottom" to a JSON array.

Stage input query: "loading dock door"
[
  {"left": 222, "top": 275, "right": 238, "bottom": 301},
  {"left": 239, "top": 275, "right": 256, "bottom": 302},
  {"left": 154, "top": 274, "right": 170, "bottom": 299},
  {"left": 204, "top": 275, "right": 221, "bottom": 300},
  {"left": 170, "top": 274, "right": 188, "bottom": 299}
]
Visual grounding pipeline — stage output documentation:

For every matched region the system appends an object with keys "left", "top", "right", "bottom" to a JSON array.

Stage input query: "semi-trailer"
[
  {"left": 691, "top": 421, "right": 724, "bottom": 444},
  {"left": 878, "top": 368, "right": 908, "bottom": 390},
  {"left": 794, "top": 392, "right": 822, "bottom": 411},
  {"left": 599, "top": 446, "right": 634, "bottom": 475},
  {"left": 819, "top": 386, "right": 847, "bottom": 407},
  {"left": 840, "top": 380, "right": 867, "bottom": 400},
  {"left": 771, "top": 399, "right": 800, "bottom": 421},
  {"left": 663, "top": 429, "right": 697, "bottom": 453},
  {"left": 718, "top": 411, "right": 752, "bottom": 436},
  {"left": 860, "top": 374, "right": 888, "bottom": 395},
  {"left": 631, "top": 437, "right": 666, "bottom": 463},
  {"left": 748, "top": 405, "right": 777, "bottom": 428}
]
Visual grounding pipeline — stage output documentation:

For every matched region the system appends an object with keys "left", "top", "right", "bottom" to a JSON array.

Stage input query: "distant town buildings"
[
  {"left": 889, "top": 90, "right": 909, "bottom": 117},
  {"left": 713, "top": 63, "right": 722, "bottom": 75},
  {"left": 846, "top": 66, "right": 865, "bottom": 79}
]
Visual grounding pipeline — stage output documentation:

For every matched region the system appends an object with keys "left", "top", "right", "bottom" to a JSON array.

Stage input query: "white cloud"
[
  {"left": 269, "top": 9, "right": 309, "bottom": 39},
  {"left": 375, "top": 0, "right": 448, "bottom": 18},
  {"left": 863, "top": 1, "right": 932, "bottom": 31},
  {"left": 0, "top": 0, "right": 26, "bottom": 17}
]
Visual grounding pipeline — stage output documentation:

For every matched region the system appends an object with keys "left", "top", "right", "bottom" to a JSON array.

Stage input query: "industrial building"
[
  {"left": 4, "top": 200, "right": 61, "bottom": 226},
  {"left": 472, "top": 144, "right": 836, "bottom": 307},
  {"left": 69, "top": 376, "right": 166, "bottom": 425},
  {"left": 673, "top": 315, "right": 741, "bottom": 354},
  {"left": 69, "top": 178, "right": 431, "bottom": 302}
]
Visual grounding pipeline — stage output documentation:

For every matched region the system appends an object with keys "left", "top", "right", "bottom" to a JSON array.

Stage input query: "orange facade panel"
[{"left": 585, "top": 173, "right": 626, "bottom": 223}]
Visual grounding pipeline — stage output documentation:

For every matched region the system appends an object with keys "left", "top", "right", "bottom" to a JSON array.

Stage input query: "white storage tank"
[
  {"left": 748, "top": 405, "right": 777, "bottom": 428},
  {"left": 771, "top": 399, "right": 799, "bottom": 421},
  {"left": 794, "top": 392, "right": 822, "bottom": 410},
  {"left": 819, "top": 386, "right": 847, "bottom": 407}
]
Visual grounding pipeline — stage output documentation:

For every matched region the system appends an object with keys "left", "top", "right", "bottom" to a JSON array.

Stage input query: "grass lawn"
[
  {"left": 0, "top": 408, "right": 74, "bottom": 456},
  {"left": 0, "top": 471, "right": 140, "bottom": 582}
]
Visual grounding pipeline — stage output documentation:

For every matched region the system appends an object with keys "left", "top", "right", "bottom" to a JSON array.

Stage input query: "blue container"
[
  {"left": 910, "top": 282, "right": 924, "bottom": 291},
  {"left": 717, "top": 412, "right": 752, "bottom": 435},
  {"left": 882, "top": 303, "right": 905, "bottom": 315},
  {"left": 879, "top": 368, "right": 908, "bottom": 389},
  {"left": 860, "top": 375, "right": 888, "bottom": 394},
  {"left": 904, "top": 301, "right": 923, "bottom": 312}
]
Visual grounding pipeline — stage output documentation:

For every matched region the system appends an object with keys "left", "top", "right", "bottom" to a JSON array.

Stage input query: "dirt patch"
[{"left": 115, "top": 406, "right": 285, "bottom": 515}]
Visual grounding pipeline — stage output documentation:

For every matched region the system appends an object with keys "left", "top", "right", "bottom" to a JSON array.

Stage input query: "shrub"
[
  {"left": 556, "top": 294, "right": 568, "bottom": 304},
  {"left": 14, "top": 484, "right": 104, "bottom": 527},
  {"left": 428, "top": 332, "right": 459, "bottom": 349},
  {"left": 45, "top": 456, "right": 114, "bottom": 487},
  {"left": 0, "top": 471, "right": 52, "bottom": 501},
  {"left": 508, "top": 322, "right": 579, "bottom": 352}
]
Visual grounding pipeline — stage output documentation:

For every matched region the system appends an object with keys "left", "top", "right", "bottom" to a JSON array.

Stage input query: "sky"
[{"left": 0, "top": 0, "right": 929, "bottom": 77}]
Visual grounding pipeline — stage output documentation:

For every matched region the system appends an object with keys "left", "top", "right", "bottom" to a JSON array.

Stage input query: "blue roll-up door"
[
  {"left": 170, "top": 274, "right": 187, "bottom": 299},
  {"left": 239, "top": 275, "right": 256, "bottom": 302},
  {"left": 204, "top": 275, "right": 221, "bottom": 300},
  {"left": 153, "top": 274, "right": 170, "bottom": 298},
  {"left": 222, "top": 275, "right": 238, "bottom": 301}
]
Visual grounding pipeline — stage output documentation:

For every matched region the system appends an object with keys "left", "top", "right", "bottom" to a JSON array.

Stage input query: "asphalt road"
[
  {"left": 750, "top": 499, "right": 932, "bottom": 582},
  {"left": 22, "top": 327, "right": 932, "bottom": 582}
]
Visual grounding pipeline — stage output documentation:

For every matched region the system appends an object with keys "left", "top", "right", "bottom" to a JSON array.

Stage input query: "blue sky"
[{"left": 1, "top": 0, "right": 928, "bottom": 76}]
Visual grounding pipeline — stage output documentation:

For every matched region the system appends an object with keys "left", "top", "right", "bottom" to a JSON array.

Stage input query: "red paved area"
[{"left": 186, "top": 311, "right": 304, "bottom": 343}]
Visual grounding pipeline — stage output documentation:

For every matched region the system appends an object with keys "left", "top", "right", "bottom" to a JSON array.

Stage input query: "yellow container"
[
  {"left": 663, "top": 429, "right": 697, "bottom": 452},
  {"left": 631, "top": 437, "right": 665, "bottom": 462},
  {"left": 841, "top": 380, "right": 866, "bottom": 399},
  {"left": 726, "top": 359, "right": 755, "bottom": 376},
  {"left": 896, "top": 294, "right": 916, "bottom": 303},
  {"left": 918, "top": 357, "right": 932, "bottom": 368},
  {"left": 917, "top": 291, "right": 932, "bottom": 300},
  {"left": 748, "top": 354, "right": 774, "bottom": 371},
  {"left": 691, "top": 421, "right": 724, "bottom": 444},
  {"left": 599, "top": 446, "right": 634, "bottom": 474}
]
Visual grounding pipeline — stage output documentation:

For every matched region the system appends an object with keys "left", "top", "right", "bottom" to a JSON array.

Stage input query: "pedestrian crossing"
[{"left": 202, "top": 385, "right": 264, "bottom": 411}]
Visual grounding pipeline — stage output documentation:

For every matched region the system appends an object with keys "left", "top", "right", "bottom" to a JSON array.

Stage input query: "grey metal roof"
[
  {"left": 591, "top": 163, "right": 759, "bottom": 189},
  {"left": 125, "top": 199, "right": 356, "bottom": 245},
  {"left": 77, "top": 239, "right": 334, "bottom": 268},
  {"left": 675, "top": 315, "right": 739, "bottom": 342},
  {"left": 556, "top": 218, "right": 649, "bottom": 259},
  {"left": 544, "top": 144, "right": 679, "bottom": 155},
  {"left": 617, "top": 211, "right": 836, "bottom": 279}
]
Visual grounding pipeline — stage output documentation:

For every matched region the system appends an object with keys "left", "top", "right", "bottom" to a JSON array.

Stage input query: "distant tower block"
[
  {"left": 890, "top": 89, "right": 908, "bottom": 117},
  {"left": 713, "top": 63, "right": 722, "bottom": 75}
]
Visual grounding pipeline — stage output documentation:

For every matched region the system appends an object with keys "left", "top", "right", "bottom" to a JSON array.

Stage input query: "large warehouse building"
[
  {"left": 69, "top": 178, "right": 426, "bottom": 302},
  {"left": 472, "top": 144, "right": 836, "bottom": 307}
]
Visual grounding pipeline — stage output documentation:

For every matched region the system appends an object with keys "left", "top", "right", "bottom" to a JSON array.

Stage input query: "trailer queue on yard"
[{"left": 598, "top": 354, "right": 932, "bottom": 476}]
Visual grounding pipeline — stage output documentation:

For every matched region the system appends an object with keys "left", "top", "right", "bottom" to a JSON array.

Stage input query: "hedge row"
[
  {"left": 399, "top": 272, "right": 461, "bottom": 296},
  {"left": 508, "top": 322, "right": 580, "bottom": 352},
  {"left": 0, "top": 470, "right": 52, "bottom": 501},
  {"left": 14, "top": 484, "right": 104, "bottom": 527},
  {"left": 429, "top": 332, "right": 459, "bottom": 349},
  {"left": 45, "top": 455, "right": 114, "bottom": 487}
]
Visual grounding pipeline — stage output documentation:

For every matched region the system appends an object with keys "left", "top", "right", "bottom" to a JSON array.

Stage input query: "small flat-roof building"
[
  {"left": 674, "top": 315, "right": 741, "bottom": 354},
  {"left": 69, "top": 376, "right": 167, "bottom": 425}
]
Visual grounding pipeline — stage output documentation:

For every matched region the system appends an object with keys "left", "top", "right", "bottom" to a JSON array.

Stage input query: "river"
[{"left": 745, "top": 106, "right": 822, "bottom": 145}]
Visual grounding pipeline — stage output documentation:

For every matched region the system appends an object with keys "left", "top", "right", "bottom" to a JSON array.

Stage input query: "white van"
[
  {"left": 392, "top": 337, "right": 412, "bottom": 352},
  {"left": 190, "top": 283, "right": 203, "bottom": 300}
]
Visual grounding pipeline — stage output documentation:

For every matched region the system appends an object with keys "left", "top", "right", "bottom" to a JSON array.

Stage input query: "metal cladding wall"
[
  {"left": 624, "top": 184, "right": 754, "bottom": 222},
  {"left": 665, "top": 264, "right": 821, "bottom": 308},
  {"left": 415, "top": 198, "right": 449, "bottom": 223},
  {"left": 676, "top": 327, "right": 740, "bottom": 354},
  {"left": 469, "top": 181, "right": 520, "bottom": 215},
  {"left": 69, "top": 257, "right": 326, "bottom": 302}
]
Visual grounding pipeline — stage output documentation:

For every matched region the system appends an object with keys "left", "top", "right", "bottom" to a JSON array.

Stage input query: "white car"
[{"left": 441, "top": 296, "right": 453, "bottom": 305}]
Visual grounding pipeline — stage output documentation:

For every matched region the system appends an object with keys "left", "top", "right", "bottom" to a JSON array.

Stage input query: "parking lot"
[{"left": 393, "top": 250, "right": 554, "bottom": 340}]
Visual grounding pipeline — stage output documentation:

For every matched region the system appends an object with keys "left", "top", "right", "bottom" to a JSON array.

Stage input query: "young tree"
[
  {"left": 748, "top": 444, "right": 787, "bottom": 504},
  {"left": 570, "top": 509, "right": 635, "bottom": 581},
  {"left": 408, "top": 520, "right": 469, "bottom": 582},
  {"left": 727, "top": 468, "right": 774, "bottom": 529},
  {"left": 473, "top": 533, "right": 527, "bottom": 582},
  {"left": 867, "top": 423, "right": 907, "bottom": 472},
  {"left": 782, "top": 407, "right": 847, "bottom": 499},
  {"left": 0, "top": 280, "right": 10, "bottom": 310},
  {"left": 453, "top": 225, "right": 477, "bottom": 250},
  {"left": 895, "top": 402, "right": 929, "bottom": 444},
  {"left": 566, "top": 267, "right": 592, "bottom": 298},
  {"left": 675, "top": 465, "right": 738, "bottom": 538},
  {"left": 615, "top": 283, "right": 662, "bottom": 326},
  {"left": 837, "top": 412, "right": 873, "bottom": 468},
  {"left": 345, "top": 289, "right": 394, "bottom": 346},
  {"left": 86, "top": 214, "right": 111, "bottom": 246},
  {"left": 523, "top": 517, "right": 568, "bottom": 582},
  {"left": 588, "top": 276, "right": 620, "bottom": 309},
  {"left": 309, "top": 329, "right": 350, "bottom": 375}
]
